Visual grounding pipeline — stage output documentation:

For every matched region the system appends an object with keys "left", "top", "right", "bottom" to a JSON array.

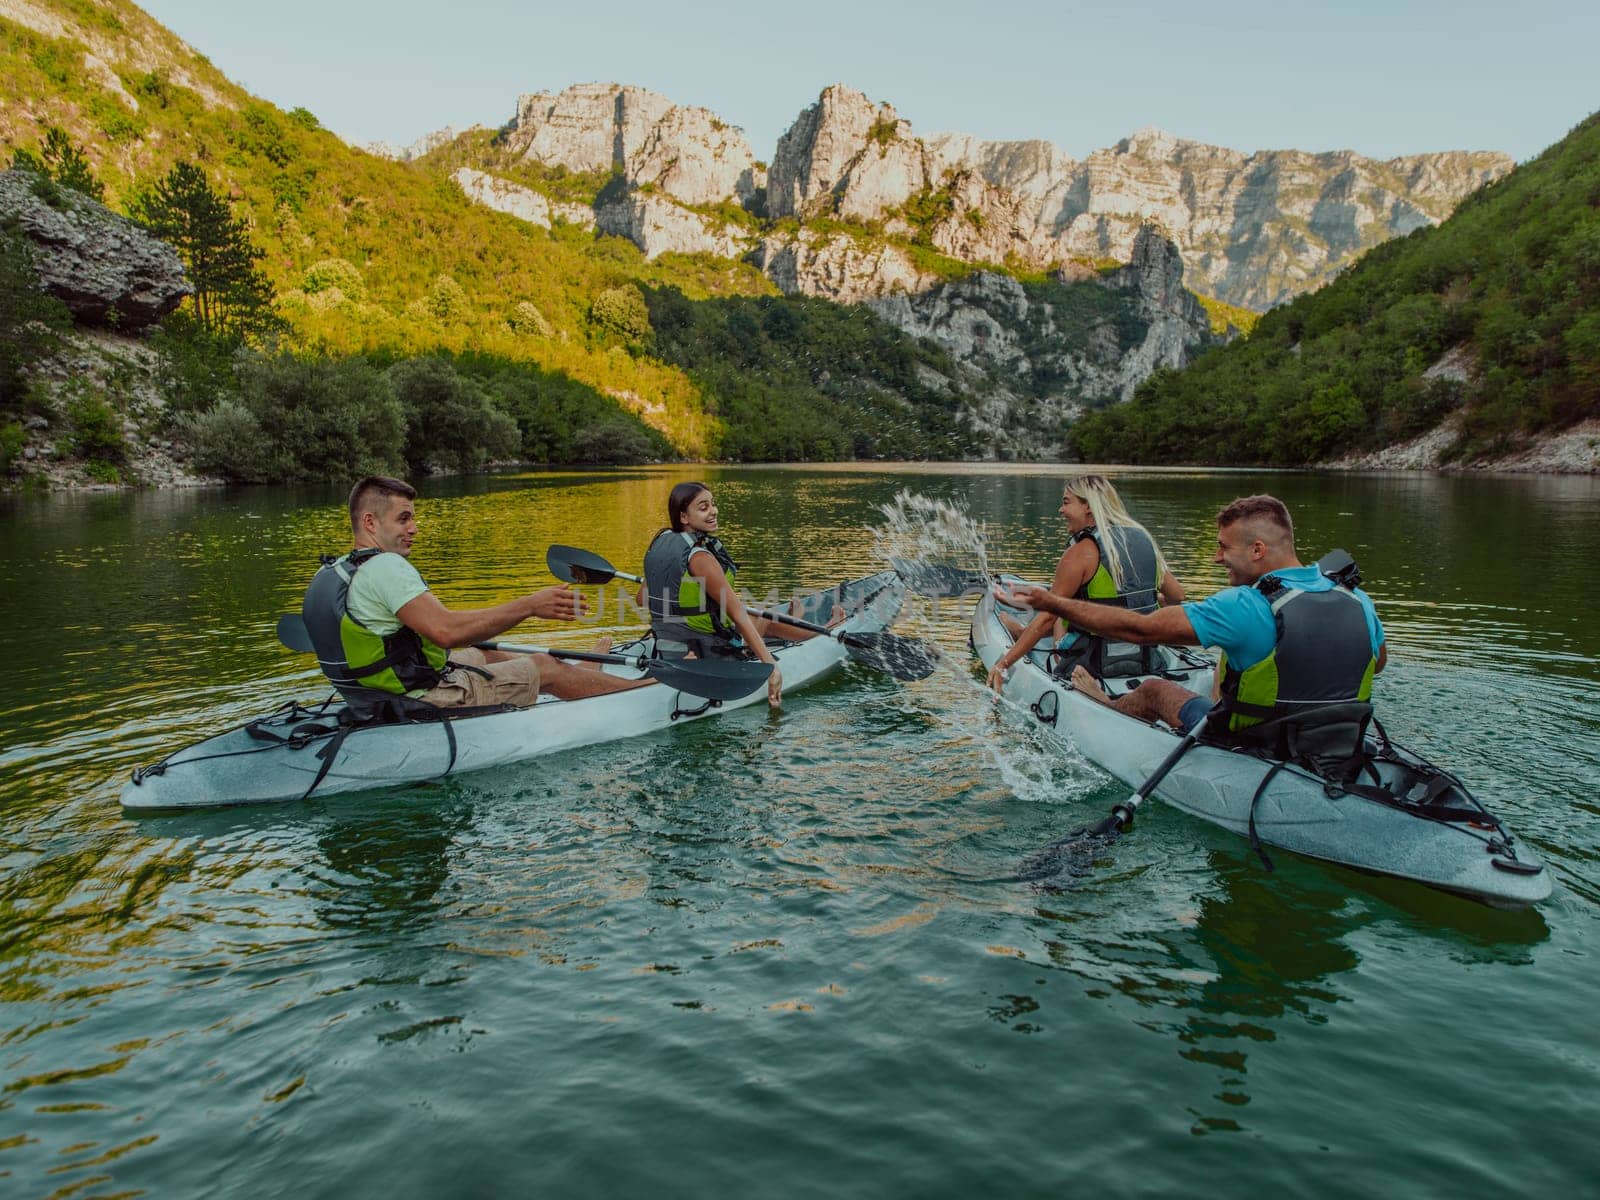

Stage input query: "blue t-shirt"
[{"left": 1182, "top": 565, "right": 1384, "bottom": 673}]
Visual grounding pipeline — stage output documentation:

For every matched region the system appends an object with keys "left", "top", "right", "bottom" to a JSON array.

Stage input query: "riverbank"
[
  {"left": 8, "top": 330, "right": 1598, "bottom": 494},
  {"left": 1325, "top": 415, "right": 1600, "bottom": 475}
]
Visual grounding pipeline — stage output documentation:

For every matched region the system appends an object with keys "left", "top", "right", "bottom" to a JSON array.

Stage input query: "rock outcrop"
[
  {"left": 366, "top": 126, "right": 475, "bottom": 162},
  {"left": 595, "top": 190, "right": 750, "bottom": 258},
  {"left": 441, "top": 81, "right": 1508, "bottom": 311},
  {"left": 506, "top": 83, "right": 765, "bottom": 207},
  {"left": 451, "top": 168, "right": 595, "bottom": 229},
  {"left": 0, "top": 169, "right": 191, "bottom": 329},
  {"left": 865, "top": 226, "right": 1215, "bottom": 458}
]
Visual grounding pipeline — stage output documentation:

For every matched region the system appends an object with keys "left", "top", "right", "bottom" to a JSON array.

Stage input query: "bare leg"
[
  {"left": 535, "top": 654, "right": 651, "bottom": 699},
  {"left": 999, "top": 611, "right": 1026, "bottom": 639},
  {"left": 1070, "top": 666, "right": 1197, "bottom": 729}
]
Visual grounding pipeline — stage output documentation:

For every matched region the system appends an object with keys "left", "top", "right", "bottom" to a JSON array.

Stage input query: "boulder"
[{"left": 0, "top": 169, "right": 191, "bottom": 329}]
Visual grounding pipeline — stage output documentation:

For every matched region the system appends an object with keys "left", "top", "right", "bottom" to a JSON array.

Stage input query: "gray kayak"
[
  {"left": 972, "top": 577, "right": 1552, "bottom": 910},
  {"left": 122, "top": 573, "right": 905, "bottom": 810}
]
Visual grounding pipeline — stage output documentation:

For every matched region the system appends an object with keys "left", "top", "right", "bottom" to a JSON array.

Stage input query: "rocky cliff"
[
  {"left": 505, "top": 83, "right": 765, "bottom": 207},
  {"left": 429, "top": 80, "right": 1504, "bottom": 445},
  {"left": 866, "top": 227, "right": 1215, "bottom": 458},
  {"left": 765, "top": 87, "right": 1510, "bottom": 310},
  {"left": 443, "top": 82, "right": 1507, "bottom": 313}
]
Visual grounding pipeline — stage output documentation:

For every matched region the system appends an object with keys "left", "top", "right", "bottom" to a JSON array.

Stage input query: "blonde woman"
[{"left": 986, "top": 474, "right": 1184, "bottom": 692}]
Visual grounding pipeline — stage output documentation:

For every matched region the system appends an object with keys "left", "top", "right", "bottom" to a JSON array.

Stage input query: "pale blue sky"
[{"left": 137, "top": 0, "right": 1596, "bottom": 163}]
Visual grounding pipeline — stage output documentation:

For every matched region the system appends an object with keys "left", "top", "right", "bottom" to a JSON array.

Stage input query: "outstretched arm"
[
  {"left": 692, "top": 554, "right": 784, "bottom": 706},
  {"left": 987, "top": 540, "right": 1097, "bottom": 692},
  {"left": 994, "top": 584, "right": 1201, "bottom": 646},
  {"left": 396, "top": 585, "right": 588, "bottom": 649}
]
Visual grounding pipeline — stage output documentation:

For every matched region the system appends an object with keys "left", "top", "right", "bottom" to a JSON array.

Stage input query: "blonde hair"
[{"left": 1063, "top": 474, "right": 1168, "bottom": 588}]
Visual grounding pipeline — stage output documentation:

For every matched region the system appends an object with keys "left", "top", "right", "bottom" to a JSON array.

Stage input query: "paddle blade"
[
  {"left": 547, "top": 544, "right": 618, "bottom": 586},
  {"left": 1016, "top": 812, "right": 1129, "bottom": 882},
  {"left": 838, "top": 630, "right": 941, "bottom": 681},
  {"left": 890, "top": 557, "right": 989, "bottom": 598},
  {"left": 276, "top": 612, "right": 314, "bottom": 653},
  {"left": 646, "top": 655, "right": 772, "bottom": 702}
]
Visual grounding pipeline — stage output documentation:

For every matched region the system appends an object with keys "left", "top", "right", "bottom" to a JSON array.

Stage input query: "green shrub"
[
  {"left": 507, "top": 301, "right": 552, "bottom": 337},
  {"left": 303, "top": 257, "right": 368, "bottom": 302},
  {"left": 0, "top": 231, "right": 70, "bottom": 409},
  {"left": 588, "top": 284, "right": 653, "bottom": 349},
  {"left": 427, "top": 273, "right": 469, "bottom": 322},
  {"left": 387, "top": 357, "right": 520, "bottom": 473},
  {"left": 567, "top": 418, "right": 665, "bottom": 464},
  {"left": 234, "top": 353, "right": 404, "bottom": 481},
  {"left": 66, "top": 391, "right": 125, "bottom": 463},
  {"left": 179, "top": 398, "right": 271, "bottom": 481},
  {"left": 0, "top": 420, "right": 23, "bottom": 473}
]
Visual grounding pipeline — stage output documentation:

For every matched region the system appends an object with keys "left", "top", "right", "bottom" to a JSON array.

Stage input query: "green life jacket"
[
  {"left": 1069, "top": 524, "right": 1161, "bottom": 615},
  {"left": 301, "top": 549, "right": 449, "bottom": 699},
  {"left": 1218, "top": 573, "right": 1377, "bottom": 734},
  {"left": 642, "top": 530, "right": 740, "bottom": 653}
]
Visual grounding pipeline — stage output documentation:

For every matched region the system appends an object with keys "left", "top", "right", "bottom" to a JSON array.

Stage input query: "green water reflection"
[{"left": 1, "top": 465, "right": 1597, "bottom": 1197}]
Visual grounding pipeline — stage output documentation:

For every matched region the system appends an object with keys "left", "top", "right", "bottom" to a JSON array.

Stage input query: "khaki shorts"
[{"left": 417, "top": 647, "right": 541, "bottom": 709}]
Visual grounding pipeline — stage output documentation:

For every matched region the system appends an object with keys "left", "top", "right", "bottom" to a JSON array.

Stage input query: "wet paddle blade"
[
  {"left": 647, "top": 656, "right": 772, "bottom": 701},
  {"left": 889, "top": 557, "right": 989, "bottom": 598},
  {"left": 1016, "top": 813, "right": 1129, "bottom": 881},
  {"left": 276, "top": 612, "right": 314, "bottom": 653},
  {"left": 837, "top": 630, "right": 942, "bottom": 681},
  {"left": 547, "top": 544, "right": 619, "bottom": 586}
]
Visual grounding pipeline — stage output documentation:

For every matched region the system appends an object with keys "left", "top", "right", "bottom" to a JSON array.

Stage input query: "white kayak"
[
  {"left": 121, "top": 572, "right": 906, "bottom": 810},
  {"left": 972, "top": 577, "right": 1552, "bottom": 910}
]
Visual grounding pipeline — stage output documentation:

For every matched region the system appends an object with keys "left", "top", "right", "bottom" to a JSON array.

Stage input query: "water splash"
[
  {"left": 872, "top": 489, "right": 991, "bottom": 586},
  {"left": 870, "top": 490, "right": 1099, "bottom": 804}
]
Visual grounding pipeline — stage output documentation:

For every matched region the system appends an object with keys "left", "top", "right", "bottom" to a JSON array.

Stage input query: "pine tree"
[
  {"left": 41, "top": 127, "right": 104, "bottom": 202},
  {"left": 131, "top": 161, "right": 277, "bottom": 341},
  {"left": 10, "top": 127, "right": 105, "bottom": 203}
]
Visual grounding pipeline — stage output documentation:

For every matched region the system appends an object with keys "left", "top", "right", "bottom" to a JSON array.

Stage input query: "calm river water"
[{"left": 3, "top": 464, "right": 1598, "bottom": 1197}]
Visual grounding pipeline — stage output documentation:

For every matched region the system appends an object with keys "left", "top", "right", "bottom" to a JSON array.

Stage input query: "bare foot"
[
  {"left": 1069, "top": 666, "right": 1114, "bottom": 708},
  {"left": 578, "top": 635, "right": 613, "bottom": 671}
]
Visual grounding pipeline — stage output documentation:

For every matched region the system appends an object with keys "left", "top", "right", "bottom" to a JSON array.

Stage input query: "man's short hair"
[
  {"left": 1216, "top": 494, "right": 1293, "bottom": 543},
  {"left": 349, "top": 475, "right": 415, "bottom": 532}
]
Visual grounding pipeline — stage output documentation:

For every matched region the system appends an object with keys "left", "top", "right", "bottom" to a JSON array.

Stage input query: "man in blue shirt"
[{"left": 994, "top": 494, "right": 1386, "bottom": 732}]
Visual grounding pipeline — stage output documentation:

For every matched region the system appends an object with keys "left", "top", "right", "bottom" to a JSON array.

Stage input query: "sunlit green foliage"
[{"left": 1072, "top": 112, "right": 1600, "bottom": 464}]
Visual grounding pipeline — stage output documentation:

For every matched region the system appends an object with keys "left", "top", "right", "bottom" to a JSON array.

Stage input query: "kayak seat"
[{"left": 1211, "top": 701, "right": 1375, "bottom": 778}]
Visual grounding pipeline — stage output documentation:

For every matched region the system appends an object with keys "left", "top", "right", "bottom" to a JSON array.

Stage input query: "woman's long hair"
[{"left": 1064, "top": 474, "right": 1168, "bottom": 588}]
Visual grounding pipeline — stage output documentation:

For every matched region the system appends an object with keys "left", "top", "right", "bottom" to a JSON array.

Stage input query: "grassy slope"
[{"left": 1070, "top": 113, "right": 1600, "bottom": 466}]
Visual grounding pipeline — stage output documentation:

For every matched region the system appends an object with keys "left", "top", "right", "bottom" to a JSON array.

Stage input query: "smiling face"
[
  {"left": 1059, "top": 487, "right": 1094, "bottom": 533},
  {"left": 362, "top": 493, "right": 418, "bottom": 556},
  {"left": 680, "top": 489, "right": 718, "bottom": 535},
  {"left": 1213, "top": 520, "right": 1265, "bottom": 586}
]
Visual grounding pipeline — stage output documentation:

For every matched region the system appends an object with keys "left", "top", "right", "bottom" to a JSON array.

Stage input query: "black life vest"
[
  {"left": 1049, "top": 524, "right": 1164, "bottom": 679},
  {"left": 642, "top": 530, "right": 740, "bottom": 654},
  {"left": 1217, "top": 570, "right": 1377, "bottom": 735},
  {"left": 302, "top": 549, "right": 449, "bottom": 702}
]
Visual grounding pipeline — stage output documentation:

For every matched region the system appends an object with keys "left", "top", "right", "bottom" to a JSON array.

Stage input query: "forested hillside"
[
  {"left": 0, "top": 0, "right": 977, "bottom": 481},
  {"left": 1070, "top": 113, "right": 1600, "bottom": 466}
]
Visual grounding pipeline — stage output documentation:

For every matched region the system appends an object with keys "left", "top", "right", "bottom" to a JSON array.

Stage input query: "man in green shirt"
[{"left": 324, "top": 476, "right": 646, "bottom": 707}]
